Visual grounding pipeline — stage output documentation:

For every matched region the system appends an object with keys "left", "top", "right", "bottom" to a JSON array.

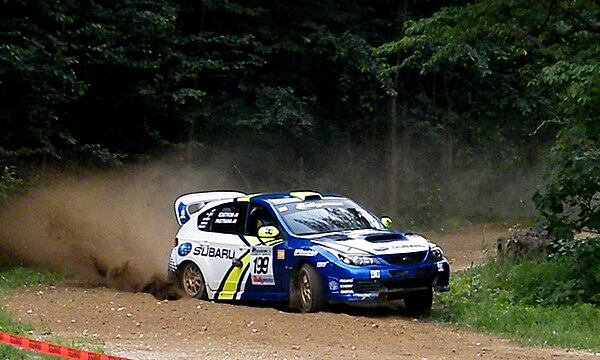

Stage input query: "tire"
[
  {"left": 403, "top": 288, "right": 433, "bottom": 315},
  {"left": 296, "top": 264, "right": 325, "bottom": 312},
  {"left": 179, "top": 262, "right": 207, "bottom": 300}
]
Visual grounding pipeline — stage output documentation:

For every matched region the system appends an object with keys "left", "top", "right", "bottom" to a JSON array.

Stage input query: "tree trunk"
[
  {"left": 388, "top": 55, "right": 400, "bottom": 216},
  {"left": 442, "top": 75, "right": 454, "bottom": 172}
]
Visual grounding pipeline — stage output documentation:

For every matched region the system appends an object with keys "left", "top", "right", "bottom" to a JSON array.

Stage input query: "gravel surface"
[{"left": 3, "top": 224, "right": 599, "bottom": 360}]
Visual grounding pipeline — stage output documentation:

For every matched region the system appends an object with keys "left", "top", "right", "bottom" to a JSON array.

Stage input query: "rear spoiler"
[{"left": 175, "top": 191, "right": 246, "bottom": 225}]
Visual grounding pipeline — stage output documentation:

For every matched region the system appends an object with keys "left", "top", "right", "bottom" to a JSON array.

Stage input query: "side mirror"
[
  {"left": 258, "top": 225, "right": 280, "bottom": 238},
  {"left": 381, "top": 216, "right": 393, "bottom": 228}
]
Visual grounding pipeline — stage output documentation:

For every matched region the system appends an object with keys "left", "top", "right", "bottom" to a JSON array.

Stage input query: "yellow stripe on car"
[
  {"left": 217, "top": 252, "right": 251, "bottom": 300},
  {"left": 290, "top": 191, "right": 322, "bottom": 200},
  {"left": 216, "top": 235, "right": 269, "bottom": 300},
  {"left": 236, "top": 193, "right": 264, "bottom": 202},
  {"left": 263, "top": 239, "right": 284, "bottom": 246},
  {"left": 244, "top": 236, "right": 264, "bottom": 246}
]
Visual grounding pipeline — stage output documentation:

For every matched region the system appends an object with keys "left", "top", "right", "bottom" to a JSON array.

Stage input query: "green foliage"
[
  {"left": 0, "top": 265, "right": 65, "bottom": 293},
  {"left": 533, "top": 118, "right": 600, "bottom": 238},
  {"left": 0, "top": 166, "right": 22, "bottom": 204},
  {"left": 435, "top": 240, "right": 600, "bottom": 350},
  {"left": 0, "top": 0, "right": 596, "bottom": 235},
  {"left": 1, "top": 0, "right": 401, "bottom": 167},
  {"left": 529, "top": 1, "right": 599, "bottom": 240},
  {"left": 0, "top": 310, "right": 37, "bottom": 360},
  {"left": 238, "top": 86, "right": 314, "bottom": 137},
  {"left": 533, "top": 120, "right": 600, "bottom": 239},
  {"left": 374, "top": 0, "right": 599, "bottom": 232},
  {"left": 375, "top": 0, "right": 548, "bottom": 146},
  {"left": 375, "top": 0, "right": 599, "bottom": 152}
]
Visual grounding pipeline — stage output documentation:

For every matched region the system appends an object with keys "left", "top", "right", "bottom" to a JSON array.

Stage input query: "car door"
[
  {"left": 198, "top": 202, "right": 248, "bottom": 294},
  {"left": 241, "top": 204, "right": 287, "bottom": 296}
]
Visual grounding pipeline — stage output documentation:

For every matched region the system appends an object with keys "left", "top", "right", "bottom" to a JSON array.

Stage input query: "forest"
[{"left": 1, "top": 0, "right": 598, "bottom": 236}]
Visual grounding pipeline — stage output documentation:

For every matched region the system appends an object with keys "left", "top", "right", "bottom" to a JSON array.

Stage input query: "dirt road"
[{"left": 3, "top": 223, "right": 598, "bottom": 360}]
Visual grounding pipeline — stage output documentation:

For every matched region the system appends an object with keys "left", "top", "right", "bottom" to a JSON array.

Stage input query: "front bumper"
[{"left": 325, "top": 259, "right": 450, "bottom": 302}]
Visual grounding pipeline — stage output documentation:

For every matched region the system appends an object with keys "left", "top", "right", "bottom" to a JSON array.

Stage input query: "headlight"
[
  {"left": 428, "top": 242, "right": 444, "bottom": 260},
  {"left": 338, "top": 254, "right": 381, "bottom": 266}
]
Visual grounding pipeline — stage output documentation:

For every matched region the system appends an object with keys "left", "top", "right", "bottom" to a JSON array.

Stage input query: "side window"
[
  {"left": 197, "top": 208, "right": 216, "bottom": 231},
  {"left": 245, "top": 205, "right": 278, "bottom": 236},
  {"left": 209, "top": 203, "right": 247, "bottom": 234}
]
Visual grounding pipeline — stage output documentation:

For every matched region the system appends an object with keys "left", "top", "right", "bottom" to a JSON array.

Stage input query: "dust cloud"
[
  {"left": 0, "top": 158, "right": 240, "bottom": 298},
  {"left": 0, "top": 139, "right": 542, "bottom": 298}
]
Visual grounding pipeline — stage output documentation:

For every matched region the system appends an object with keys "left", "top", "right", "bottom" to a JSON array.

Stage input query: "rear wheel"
[
  {"left": 179, "top": 262, "right": 207, "bottom": 300},
  {"left": 297, "top": 264, "right": 325, "bottom": 312},
  {"left": 403, "top": 288, "right": 433, "bottom": 315}
]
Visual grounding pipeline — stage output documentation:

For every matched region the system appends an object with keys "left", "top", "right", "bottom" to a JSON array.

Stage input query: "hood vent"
[{"left": 365, "top": 234, "right": 406, "bottom": 243}]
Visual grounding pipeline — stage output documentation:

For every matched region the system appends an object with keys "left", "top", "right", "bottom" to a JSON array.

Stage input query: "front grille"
[
  {"left": 351, "top": 277, "right": 433, "bottom": 294},
  {"left": 382, "top": 277, "right": 433, "bottom": 290},
  {"left": 353, "top": 280, "right": 381, "bottom": 293},
  {"left": 382, "top": 251, "right": 427, "bottom": 266}
]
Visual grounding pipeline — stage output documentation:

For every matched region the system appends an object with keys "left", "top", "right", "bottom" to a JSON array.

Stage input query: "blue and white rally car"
[{"left": 167, "top": 191, "right": 450, "bottom": 313}]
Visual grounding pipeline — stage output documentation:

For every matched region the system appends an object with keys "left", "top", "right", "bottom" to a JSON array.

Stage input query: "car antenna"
[{"left": 233, "top": 164, "right": 252, "bottom": 193}]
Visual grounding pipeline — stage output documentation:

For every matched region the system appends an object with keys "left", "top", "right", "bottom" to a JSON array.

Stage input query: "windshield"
[{"left": 276, "top": 199, "right": 384, "bottom": 235}]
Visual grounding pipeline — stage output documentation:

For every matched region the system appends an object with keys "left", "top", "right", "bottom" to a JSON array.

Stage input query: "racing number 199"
[{"left": 253, "top": 256, "right": 269, "bottom": 275}]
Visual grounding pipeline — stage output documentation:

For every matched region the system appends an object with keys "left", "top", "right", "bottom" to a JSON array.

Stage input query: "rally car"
[{"left": 167, "top": 191, "right": 450, "bottom": 313}]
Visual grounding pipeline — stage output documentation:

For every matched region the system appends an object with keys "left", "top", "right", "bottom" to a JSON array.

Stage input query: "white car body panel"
[{"left": 175, "top": 191, "right": 246, "bottom": 225}]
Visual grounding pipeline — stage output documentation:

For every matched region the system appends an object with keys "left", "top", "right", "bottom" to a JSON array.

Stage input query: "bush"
[{"left": 434, "top": 239, "right": 600, "bottom": 350}]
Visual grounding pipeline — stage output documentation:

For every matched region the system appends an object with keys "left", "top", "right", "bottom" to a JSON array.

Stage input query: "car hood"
[{"left": 310, "top": 229, "right": 430, "bottom": 256}]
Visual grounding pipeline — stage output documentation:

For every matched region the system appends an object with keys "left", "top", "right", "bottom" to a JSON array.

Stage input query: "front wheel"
[
  {"left": 296, "top": 264, "right": 325, "bottom": 312},
  {"left": 403, "top": 288, "right": 433, "bottom": 315},
  {"left": 179, "top": 262, "right": 207, "bottom": 300}
]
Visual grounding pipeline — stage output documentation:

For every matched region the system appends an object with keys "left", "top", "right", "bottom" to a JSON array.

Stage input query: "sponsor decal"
[
  {"left": 370, "top": 269, "right": 381, "bottom": 279},
  {"left": 193, "top": 246, "right": 236, "bottom": 259},
  {"left": 316, "top": 261, "right": 329, "bottom": 268},
  {"left": 251, "top": 275, "right": 275, "bottom": 285},
  {"left": 277, "top": 206, "right": 288, "bottom": 212},
  {"left": 374, "top": 247, "right": 389, "bottom": 251},
  {"left": 340, "top": 289, "right": 354, "bottom": 294},
  {"left": 437, "top": 262, "right": 445, "bottom": 272},
  {"left": 391, "top": 244, "right": 428, "bottom": 249},
  {"left": 294, "top": 249, "right": 318, "bottom": 257},
  {"left": 277, "top": 249, "right": 285, "bottom": 260},
  {"left": 198, "top": 220, "right": 209, "bottom": 229},
  {"left": 328, "top": 280, "right": 339, "bottom": 291},
  {"left": 198, "top": 209, "right": 215, "bottom": 230},
  {"left": 339, "top": 283, "right": 353, "bottom": 289},
  {"left": 178, "top": 242, "right": 192, "bottom": 256},
  {"left": 251, "top": 247, "right": 275, "bottom": 285},
  {"left": 339, "top": 278, "right": 353, "bottom": 283},
  {"left": 295, "top": 201, "right": 344, "bottom": 210}
]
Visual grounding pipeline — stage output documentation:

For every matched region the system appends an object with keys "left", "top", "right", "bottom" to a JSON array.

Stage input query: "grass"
[{"left": 432, "top": 255, "right": 600, "bottom": 352}]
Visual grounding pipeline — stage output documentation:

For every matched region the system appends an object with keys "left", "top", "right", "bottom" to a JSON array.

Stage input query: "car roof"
[{"left": 237, "top": 191, "right": 347, "bottom": 206}]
